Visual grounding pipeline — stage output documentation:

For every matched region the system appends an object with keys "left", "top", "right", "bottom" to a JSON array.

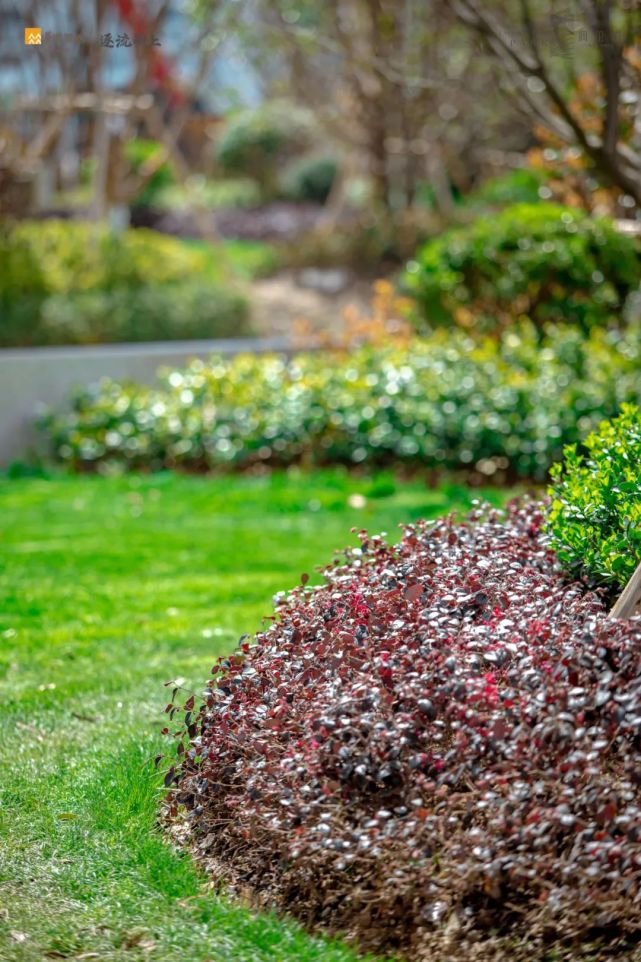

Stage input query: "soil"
[{"left": 249, "top": 269, "right": 372, "bottom": 339}]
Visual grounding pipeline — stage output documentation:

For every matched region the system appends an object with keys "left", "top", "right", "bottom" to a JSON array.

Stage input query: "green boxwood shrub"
[
  {"left": 0, "top": 220, "right": 207, "bottom": 296},
  {"left": 281, "top": 154, "right": 338, "bottom": 204},
  {"left": 404, "top": 203, "right": 641, "bottom": 334},
  {"left": 40, "top": 322, "right": 641, "bottom": 478},
  {"left": 547, "top": 405, "right": 641, "bottom": 587},
  {"left": 0, "top": 220, "right": 250, "bottom": 346}
]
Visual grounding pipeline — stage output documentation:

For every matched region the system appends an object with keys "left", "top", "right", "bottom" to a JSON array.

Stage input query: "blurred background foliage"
[{"left": 0, "top": 0, "right": 639, "bottom": 348}]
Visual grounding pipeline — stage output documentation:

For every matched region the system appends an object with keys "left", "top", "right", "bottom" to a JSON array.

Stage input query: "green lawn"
[{"left": 0, "top": 469, "right": 510, "bottom": 962}]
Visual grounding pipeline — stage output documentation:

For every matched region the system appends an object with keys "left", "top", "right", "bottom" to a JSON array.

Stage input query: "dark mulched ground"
[{"left": 132, "top": 202, "right": 349, "bottom": 241}]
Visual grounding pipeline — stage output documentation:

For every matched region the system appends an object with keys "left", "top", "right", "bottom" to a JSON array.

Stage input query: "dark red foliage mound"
[{"left": 165, "top": 501, "right": 641, "bottom": 961}]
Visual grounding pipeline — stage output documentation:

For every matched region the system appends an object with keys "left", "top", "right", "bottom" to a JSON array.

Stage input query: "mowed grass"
[{"left": 0, "top": 469, "right": 511, "bottom": 962}]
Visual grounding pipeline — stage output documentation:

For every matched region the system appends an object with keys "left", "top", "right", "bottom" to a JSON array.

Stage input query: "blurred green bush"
[
  {"left": 547, "top": 404, "right": 641, "bottom": 588},
  {"left": 35, "top": 283, "right": 250, "bottom": 344},
  {"left": 0, "top": 220, "right": 251, "bottom": 346},
  {"left": 462, "top": 169, "right": 547, "bottom": 210},
  {"left": 216, "top": 101, "right": 314, "bottom": 199},
  {"left": 281, "top": 154, "right": 338, "bottom": 204},
  {"left": 404, "top": 203, "right": 641, "bottom": 334},
  {"left": 40, "top": 321, "right": 641, "bottom": 479}
]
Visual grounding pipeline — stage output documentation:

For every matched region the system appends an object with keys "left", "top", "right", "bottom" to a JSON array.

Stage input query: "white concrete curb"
[{"left": 0, "top": 336, "right": 305, "bottom": 466}]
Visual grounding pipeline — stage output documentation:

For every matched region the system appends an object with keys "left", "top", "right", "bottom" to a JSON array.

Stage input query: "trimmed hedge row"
[
  {"left": 8, "top": 282, "right": 250, "bottom": 346},
  {"left": 41, "top": 323, "right": 641, "bottom": 479},
  {"left": 0, "top": 220, "right": 250, "bottom": 346}
]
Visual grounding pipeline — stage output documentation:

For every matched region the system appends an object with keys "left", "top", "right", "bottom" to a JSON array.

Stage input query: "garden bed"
[
  {"left": 41, "top": 323, "right": 641, "bottom": 480},
  {"left": 130, "top": 201, "right": 339, "bottom": 242}
]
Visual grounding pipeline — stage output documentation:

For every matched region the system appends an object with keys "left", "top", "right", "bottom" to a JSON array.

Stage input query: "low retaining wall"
[{"left": 0, "top": 336, "right": 296, "bottom": 467}]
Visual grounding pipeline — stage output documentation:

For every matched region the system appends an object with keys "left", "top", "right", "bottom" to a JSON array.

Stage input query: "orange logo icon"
[{"left": 25, "top": 27, "right": 42, "bottom": 45}]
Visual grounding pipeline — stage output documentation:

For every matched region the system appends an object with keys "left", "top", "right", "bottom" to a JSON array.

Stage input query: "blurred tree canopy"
[
  {"left": 209, "top": 0, "right": 640, "bottom": 217},
  {"left": 1, "top": 0, "right": 639, "bottom": 223},
  {"left": 454, "top": 0, "right": 641, "bottom": 210},
  {"left": 221, "top": 0, "right": 530, "bottom": 215}
]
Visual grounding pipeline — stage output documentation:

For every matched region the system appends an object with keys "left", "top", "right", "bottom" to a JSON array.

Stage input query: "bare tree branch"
[{"left": 453, "top": 0, "right": 641, "bottom": 206}]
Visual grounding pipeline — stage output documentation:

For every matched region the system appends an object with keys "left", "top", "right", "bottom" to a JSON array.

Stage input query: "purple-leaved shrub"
[{"left": 165, "top": 500, "right": 641, "bottom": 961}]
